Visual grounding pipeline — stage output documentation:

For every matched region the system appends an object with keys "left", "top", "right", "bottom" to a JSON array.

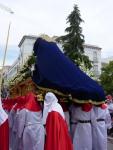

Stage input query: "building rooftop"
[
  {"left": 84, "top": 44, "right": 102, "bottom": 50},
  {"left": 18, "top": 35, "right": 38, "bottom": 47}
]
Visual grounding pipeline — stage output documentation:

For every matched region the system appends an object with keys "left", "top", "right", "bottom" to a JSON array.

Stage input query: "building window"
[
  {"left": 93, "top": 64, "right": 98, "bottom": 75},
  {"left": 93, "top": 51, "right": 98, "bottom": 62}
]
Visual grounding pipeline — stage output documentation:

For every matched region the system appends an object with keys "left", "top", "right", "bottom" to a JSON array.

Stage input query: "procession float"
[{"left": 8, "top": 37, "right": 105, "bottom": 104}]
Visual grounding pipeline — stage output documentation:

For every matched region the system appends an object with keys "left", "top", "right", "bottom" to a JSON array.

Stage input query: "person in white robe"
[
  {"left": 91, "top": 104, "right": 111, "bottom": 150},
  {"left": 8, "top": 103, "right": 17, "bottom": 150},
  {"left": 12, "top": 96, "right": 26, "bottom": 150},
  {"left": 11, "top": 102, "right": 20, "bottom": 150},
  {"left": 70, "top": 103, "right": 93, "bottom": 150},
  {"left": 106, "top": 95, "right": 113, "bottom": 114},
  {"left": 18, "top": 92, "right": 45, "bottom": 150},
  {"left": 42, "top": 92, "right": 73, "bottom": 150},
  {"left": 60, "top": 101, "right": 70, "bottom": 131}
]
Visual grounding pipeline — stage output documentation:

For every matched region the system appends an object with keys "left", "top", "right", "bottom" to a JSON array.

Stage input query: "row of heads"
[{"left": 1, "top": 92, "right": 108, "bottom": 113}]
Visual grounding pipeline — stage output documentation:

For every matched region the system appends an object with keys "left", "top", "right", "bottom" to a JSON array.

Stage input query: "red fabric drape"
[
  {"left": 82, "top": 103, "right": 92, "bottom": 112},
  {"left": 0, "top": 119, "right": 9, "bottom": 150},
  {"left": 45, "top": 111, "right": 73, "bottom": 150}
]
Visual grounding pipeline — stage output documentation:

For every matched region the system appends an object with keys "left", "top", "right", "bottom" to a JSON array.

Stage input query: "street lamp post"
[{"left": 0, "top": 3, "right": 14, "bottom": 96}]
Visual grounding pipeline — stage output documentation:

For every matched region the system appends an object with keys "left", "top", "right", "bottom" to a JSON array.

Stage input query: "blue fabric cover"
[{"left": 32, "top": 38, "right": 105, "bottom": 102}]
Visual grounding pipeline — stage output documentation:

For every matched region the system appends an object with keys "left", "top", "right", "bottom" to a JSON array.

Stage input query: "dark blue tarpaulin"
[{"left": 32, "top": 38, "right": 105, "bottom": 103}]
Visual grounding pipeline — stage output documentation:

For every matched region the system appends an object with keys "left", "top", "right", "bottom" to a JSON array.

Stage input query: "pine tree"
[{"left": 57, "top": 4, "right": 92, "bottom": 69}]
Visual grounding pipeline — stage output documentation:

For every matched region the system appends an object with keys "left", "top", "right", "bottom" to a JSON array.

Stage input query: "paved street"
[{"left": 108, "top": 137, "right": 113, "bottom": 150}]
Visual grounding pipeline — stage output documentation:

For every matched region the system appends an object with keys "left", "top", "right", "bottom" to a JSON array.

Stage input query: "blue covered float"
[{"left": 32, "top": 38, "right": 105, "bottom": 104}]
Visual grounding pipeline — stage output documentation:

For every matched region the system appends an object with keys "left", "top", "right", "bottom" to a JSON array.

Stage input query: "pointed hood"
[
  {"left": 2, "top": 98, "right": 15, "bottom": 111},
  {"left": 43, "top": 92, "right": 65, "bottom": 125},
  {"left": 82, "top": 103, "right": 93, "bottom": 112},
  {"left": 25, "top": 92, "right": 41, "bottom": 112},
  {"left": 59, "top": 101, "right": 69, "bottom": 112},
  {"left": 100, "top": 103, "right": 108, "bottom": 109},
  {"left": 14, "top": 96, "right": 26, "bottom": 110}
]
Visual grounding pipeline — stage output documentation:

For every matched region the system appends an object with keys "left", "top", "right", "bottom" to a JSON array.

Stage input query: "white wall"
[
  {"left": 4, "top": 37, "right": 37, "bottom": 82},
  {"left": 20, "top": 38, "right": 36, "bottom": 65},
  {"left": 84, "top": 46, "right": 101, "bottom": 76},
  {"left": 4, "top": 60, "right": 19, "bottom": 82}
]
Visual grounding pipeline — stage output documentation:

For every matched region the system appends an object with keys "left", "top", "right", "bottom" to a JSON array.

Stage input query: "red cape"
[
  {"left": 0, "top": 119, "right": 9, "bottom": 150},
  {"left": 45, "top": 111, "right": 73, "bottom": 150}
]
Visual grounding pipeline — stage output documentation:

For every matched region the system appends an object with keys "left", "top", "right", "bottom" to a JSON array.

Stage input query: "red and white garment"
[
  {"left": 18, "top": 92, "right": 45, "bottom": 150},
  {"left": 43, "top": 92, "right": 73, "bottom": 150},
  {"left": 91, "top": 104, "right": 111, "bottom": 150},
  {"left": 70, "top": 103, "right": 93, "bottom": 150},
  {"left": 0, "top": 97, "right": 9, "bottom": 150},
  {"left": 11, "top": 96, "right": 26, "bottom": 150},
  {"left": 60, "top": 101, "right": 70, "bottom": 131}
]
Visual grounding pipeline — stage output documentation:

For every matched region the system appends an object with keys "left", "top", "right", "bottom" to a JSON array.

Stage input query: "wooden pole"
[{"left": 0, "top": 22, "right": 11, "bottom": 96}]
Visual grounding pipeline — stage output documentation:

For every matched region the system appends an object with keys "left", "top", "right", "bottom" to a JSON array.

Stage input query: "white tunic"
[
  {"left": 12, "top": 109, "right": 20, "bottom": 150},
  {"left": 70, "top": 105, "right": 92, "bottom": 150},
  {"left": 18, "top": 109, "right": 45, "bottom": 150},
  {"left": 64, "top": 111, "right": 70, "bottom": 131},
  {"left": 91, "top": 106, "right": 111, "bottom": 150},
  {"left": 14, "top": 109, "right": 23, "bottom": 150},
  {"left": 108, "top": 103, "right": 113, "bottom": 113},
  {"left": 8, "top": 105, "right": 18, "bottom": 150}
]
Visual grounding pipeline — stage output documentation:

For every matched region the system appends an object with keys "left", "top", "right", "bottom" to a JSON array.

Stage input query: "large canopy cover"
[{"left": 32, "top": 38, "right": 105, "bottom": 104}]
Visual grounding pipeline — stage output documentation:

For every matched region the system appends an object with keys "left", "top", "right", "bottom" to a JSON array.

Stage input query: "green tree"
[
  {"left": 79, "top": 62, "right": 95, "bottom": 79},
  {"left": 100, "top": 61, "right": 113, "bottom": 94},
  {"left": 57, "top": 4, "right": 92, "bottom": 69}
]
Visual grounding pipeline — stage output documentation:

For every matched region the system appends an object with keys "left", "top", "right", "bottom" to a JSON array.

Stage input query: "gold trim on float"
[
  {"left": 34, "top": 84, "right": 69, "bottom": 97},
  {"left": 72, "top": 98, "right": 105, "bottom": 105},
  {"left": 34, "top": 83, "right": 105, "bottom": 104}
]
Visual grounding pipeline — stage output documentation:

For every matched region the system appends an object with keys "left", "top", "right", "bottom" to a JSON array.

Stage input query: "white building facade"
[
  {"left": 3, "top": 36, "right": 37, "bottom": 82},
  {"left": 84, "top": 44, "right": 101, "bottom": 77},
  {"left": 18, "top": 35, "right": 38, "bottom": 66},
  {"left": 3, "top": 59, "right": 19, "bottom": 83}
]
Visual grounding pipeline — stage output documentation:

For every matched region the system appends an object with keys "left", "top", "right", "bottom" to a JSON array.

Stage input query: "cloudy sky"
[{"left": 0, "top": 0, "right": 113, "bottom": 66}]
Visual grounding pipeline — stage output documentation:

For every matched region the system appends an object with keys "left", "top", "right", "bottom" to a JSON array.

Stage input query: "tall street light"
[{"left": 0, "top": 3, "right": 14, "bottom": 96}]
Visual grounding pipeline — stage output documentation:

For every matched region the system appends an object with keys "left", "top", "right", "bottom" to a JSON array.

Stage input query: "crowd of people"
[
  {"left": 106, "top": 94, "right": 113, "bottom": 136},
  {"left": 0, "top": 92, "right": 112, "bottom": 150}
]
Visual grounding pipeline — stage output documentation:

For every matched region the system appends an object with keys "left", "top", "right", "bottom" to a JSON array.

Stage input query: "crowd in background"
[{"left": 106, "top": 94, "right": 113, "bottom": 137}]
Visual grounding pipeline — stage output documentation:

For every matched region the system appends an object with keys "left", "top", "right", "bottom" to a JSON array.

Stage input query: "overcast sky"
[{"left": 0, "top": 0, "right": 113, "bottom": 66}]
